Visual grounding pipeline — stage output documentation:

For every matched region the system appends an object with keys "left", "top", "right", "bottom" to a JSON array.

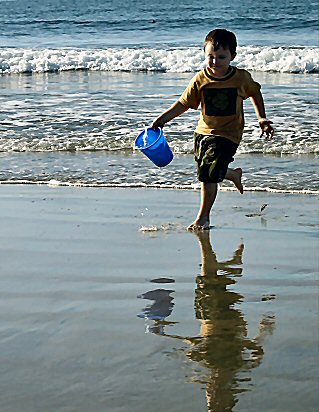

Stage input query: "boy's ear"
[{"left": 231, "top": 52, "right": 237, "bottom": 61}]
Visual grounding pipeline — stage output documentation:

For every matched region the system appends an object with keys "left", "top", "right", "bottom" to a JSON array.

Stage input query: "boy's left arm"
[{"left": 250, "top": 91, "right": 274, "bottom": 139}]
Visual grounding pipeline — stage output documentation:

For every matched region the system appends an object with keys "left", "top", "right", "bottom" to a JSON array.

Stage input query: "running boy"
[{"left": 152, "top": 29, "right": 274, "bottom": 230}]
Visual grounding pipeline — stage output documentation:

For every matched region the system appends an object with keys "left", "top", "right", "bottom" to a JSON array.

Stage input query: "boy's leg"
[
  {"left": 225, "top": 167, "right": 243, "bottom": 194},
  {"left": 187, "top": 182, "right": 218, "bottom": 231}
]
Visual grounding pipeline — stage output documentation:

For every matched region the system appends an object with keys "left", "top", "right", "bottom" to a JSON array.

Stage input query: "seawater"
[{"left": 0, "top": 0, "right": 318, "bottom": 193}]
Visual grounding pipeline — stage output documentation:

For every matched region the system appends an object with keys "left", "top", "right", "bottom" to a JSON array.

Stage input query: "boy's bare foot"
[
  {"left": 233, "top": 168, "right": 243, "bottom": 194},
  {"left": 187, "top": 219, "right": 210, "bottom": 231}
]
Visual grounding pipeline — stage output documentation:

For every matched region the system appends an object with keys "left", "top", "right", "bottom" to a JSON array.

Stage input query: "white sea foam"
[
  {"left": 1, "top": 46, "right": 318, "bottom": 74},
  {"left": 1, "top": 179, "right": 318, "bottom": 195},
  {"left": 1, "top": 132, "right": 317, "bottom": 155}
]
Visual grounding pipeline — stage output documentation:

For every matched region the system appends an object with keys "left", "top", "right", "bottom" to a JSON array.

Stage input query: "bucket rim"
[{"left": 134, "top": 127, "right": 163, "bottom": 150}]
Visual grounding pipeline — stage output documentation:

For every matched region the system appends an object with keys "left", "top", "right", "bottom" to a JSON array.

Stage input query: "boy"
[{"left": 152, "top": 29, "right": 274, "bottom": 230}]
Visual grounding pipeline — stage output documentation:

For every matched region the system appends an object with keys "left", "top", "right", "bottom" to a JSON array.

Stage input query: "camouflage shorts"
[{"left": 194, "top": 133, "right": 238, "bottom": 183}]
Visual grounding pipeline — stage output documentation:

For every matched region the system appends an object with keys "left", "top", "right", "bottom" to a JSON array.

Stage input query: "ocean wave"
[
  {"left": 0, "top": 139, "right": 316, "bottom": 156},
  {"left": 1, "top": 133, "right": 318, "bottom": 155},
  {"left": 0, "top": 135, "right": 133, "bottom": 153},
  {"left": 1, "top": 46, "right": 318, "bottom": 74}
]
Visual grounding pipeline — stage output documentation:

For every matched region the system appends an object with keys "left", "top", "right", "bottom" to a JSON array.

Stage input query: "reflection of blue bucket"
[{"left": 135, "top": 127, "right": 173, "bottom": 167}]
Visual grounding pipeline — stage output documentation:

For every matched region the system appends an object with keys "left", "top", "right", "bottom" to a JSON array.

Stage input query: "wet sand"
[{"left": 0, "top": 185, "right": 318, "bottom": 412}]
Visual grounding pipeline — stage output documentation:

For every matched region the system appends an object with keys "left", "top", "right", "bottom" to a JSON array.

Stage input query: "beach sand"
[{"left": 0, "top": 185, "right": 318, "bottom": 412}]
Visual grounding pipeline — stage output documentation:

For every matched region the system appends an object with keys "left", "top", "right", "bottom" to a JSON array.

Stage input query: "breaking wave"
[{"left": 1, "top": 46, "right": 318, "bottom": 74}]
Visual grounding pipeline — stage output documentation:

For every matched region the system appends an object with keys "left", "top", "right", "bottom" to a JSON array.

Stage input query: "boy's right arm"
[
  {"left": 250, "top": 91, "right": 274, "bottom": 139},
  {"left": 152, "top": 101, "right": 188, "bottom": 129}
]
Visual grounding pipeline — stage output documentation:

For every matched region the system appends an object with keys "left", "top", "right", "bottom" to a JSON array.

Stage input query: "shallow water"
[
  {"left": 1, "top": 0, "right": 318, "bottom": 194},
  {"left": 1, "top": 70, "right": 318, "bottom": 193}
]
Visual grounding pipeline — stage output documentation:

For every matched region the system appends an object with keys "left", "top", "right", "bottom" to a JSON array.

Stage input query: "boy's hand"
[
  {"left": 151, "top": 118, "right": 165, "bottom": 130},
  {"left": 259, "top": 119, "right": 274, "bottom": 139}
]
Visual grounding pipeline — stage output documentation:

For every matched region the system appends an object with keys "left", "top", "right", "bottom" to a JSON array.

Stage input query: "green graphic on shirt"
[{"left": 203, "top": 88, "right": 237, "bottom": 116}]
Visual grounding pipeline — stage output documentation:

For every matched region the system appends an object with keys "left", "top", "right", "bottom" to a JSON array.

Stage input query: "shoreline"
[{"left": 1, "top": 181, "right": 318, "bottom": 196}]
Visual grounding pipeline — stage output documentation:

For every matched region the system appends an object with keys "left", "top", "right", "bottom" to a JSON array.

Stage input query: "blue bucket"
[{"left": 135, "top": 127, "right": 173, "bottom": 167}]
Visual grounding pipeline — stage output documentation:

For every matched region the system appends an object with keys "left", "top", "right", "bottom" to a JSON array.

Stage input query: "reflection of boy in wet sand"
[
  {"left": 190, "top": 232, "right": 275, "bottom": 411},
  {"left": 148, "top": 232, "right": 275, "bottom": 412}
]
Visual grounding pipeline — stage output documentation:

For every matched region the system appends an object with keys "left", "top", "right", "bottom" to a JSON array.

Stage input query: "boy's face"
[{"left": 205, "top": 42, "right": 236, "bottom": 77}]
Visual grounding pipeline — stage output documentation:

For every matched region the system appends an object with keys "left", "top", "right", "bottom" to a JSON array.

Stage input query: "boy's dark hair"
[{"left": 204, "top": 29, "right": 237, "bottom": 55}]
